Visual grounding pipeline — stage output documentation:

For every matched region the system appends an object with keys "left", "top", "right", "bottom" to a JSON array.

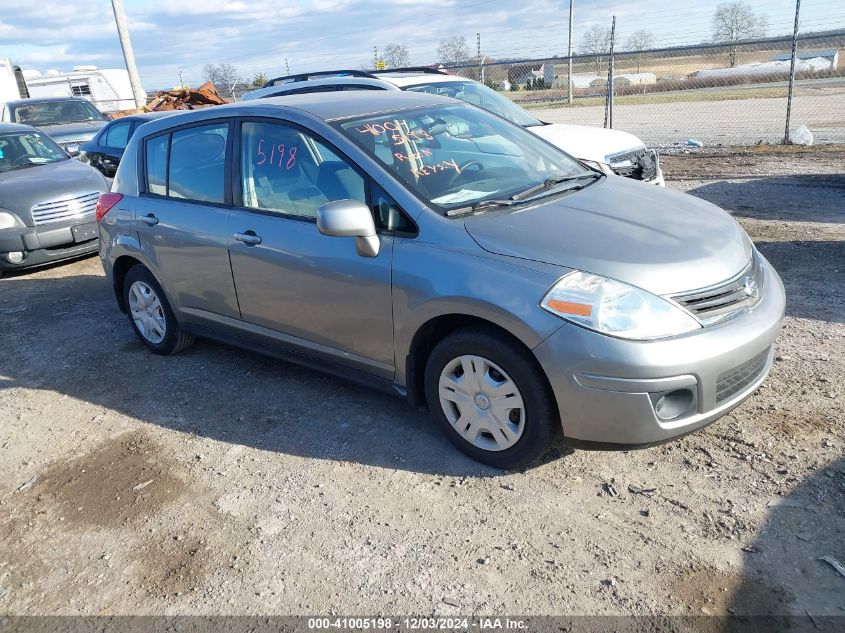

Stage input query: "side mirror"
[{"left": 316, "top": 199, "right": 380, "bottom": 257}]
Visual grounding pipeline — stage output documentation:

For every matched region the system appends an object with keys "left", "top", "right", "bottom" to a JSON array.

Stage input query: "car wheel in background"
[
  {"left": 424, "top": 327, "right": 559, "bottom": 469},
  {"left": 124, "top": 265, "right": 194, "bottom": 355}
]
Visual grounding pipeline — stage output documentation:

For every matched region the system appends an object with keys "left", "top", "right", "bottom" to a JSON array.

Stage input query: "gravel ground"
[
  {"left": 0, "top": 146, "right": 843, "bottom": 618},
  {"left": 526, "top": 88, "right": 845, "bottom": 148}
]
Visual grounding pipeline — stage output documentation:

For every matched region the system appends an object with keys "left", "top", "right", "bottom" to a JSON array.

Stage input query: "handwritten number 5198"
[{"left": 256, "top": 139, "right": 297, "bottom": 169}]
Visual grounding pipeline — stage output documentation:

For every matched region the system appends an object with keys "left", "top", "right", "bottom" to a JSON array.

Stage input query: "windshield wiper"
[
  {"left": 444, "top": 173, "right": 601, "bottom": 218},
  {"left": 510, "top": 173, "right": 600, "bottom": 201},
  {"left": 445, "top": 198, "right": 516, "bottom": 218}
]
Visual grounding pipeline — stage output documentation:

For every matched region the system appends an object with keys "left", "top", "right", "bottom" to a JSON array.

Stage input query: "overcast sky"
[{"left": 1, "top": 0, "right": 840, "bottom": 89}]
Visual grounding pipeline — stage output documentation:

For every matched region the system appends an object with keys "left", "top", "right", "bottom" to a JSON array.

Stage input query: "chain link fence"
[{"left": 448, "top": 31, "right": 844, "bottom": 151}]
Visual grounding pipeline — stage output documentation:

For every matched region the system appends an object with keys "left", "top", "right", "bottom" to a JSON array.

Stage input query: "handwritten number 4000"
[{"left": 256, "top": 139, "right": 297, "bottom": 169}]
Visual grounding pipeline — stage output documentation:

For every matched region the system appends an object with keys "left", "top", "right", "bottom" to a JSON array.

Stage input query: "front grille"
[
  {"left": 30, "top": 191, "right": 100, "bottom": 226},
  {"left": 672, "top": 254, "right": 763, "bottom": 326},
  {"left": 716, "top": 348, "right": 770, "bottom": 404},
  {"left": 607, "top": 148, "right": 658, "bottom": 182}
]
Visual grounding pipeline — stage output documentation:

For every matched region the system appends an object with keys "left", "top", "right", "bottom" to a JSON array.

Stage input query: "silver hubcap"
[
  {"left": 438, "top": 355, "right": 525, "bottom": 452},
  {"left": 128, "top": 281, "right": 166, "bottom": 344}
]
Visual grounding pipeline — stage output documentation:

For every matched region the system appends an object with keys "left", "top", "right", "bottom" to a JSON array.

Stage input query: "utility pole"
[
  {"left": 285, "top": 58, "right": 291, "bottom": 75},
  {"left": 783, "top": 0, "right": 801, "bottom": 143},
  {"left": 567, "top": 0, "right": 574, "bottom": 104},
  {"left": 110, "top": 0, "right": 146, "bottom": 108},
  {"left": 604, "top": 16, "right": 616, "bottom": 129}
]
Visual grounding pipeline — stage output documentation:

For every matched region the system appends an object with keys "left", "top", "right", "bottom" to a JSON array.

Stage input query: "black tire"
[
  {"left": 424, "top": 326, "right": 559, "bottom": 470},
  {"left": 123, "top": 265, "right": 194, "bottom": 355}
]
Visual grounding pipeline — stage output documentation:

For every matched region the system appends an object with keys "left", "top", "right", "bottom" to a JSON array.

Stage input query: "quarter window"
[
  {"left": 145, "top": 134, "right": 168, "bottom": 195},
  {"left": 240, "top": 121, "right": 365, "bottom": 219}
]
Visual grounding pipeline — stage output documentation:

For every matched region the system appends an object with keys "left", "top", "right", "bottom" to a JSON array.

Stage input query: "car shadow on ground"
[
  {"left": 0, "top": 271, "right": 570, "bottom": 478},
  {"left": 728, "top": 455, "right": 845, "bottom": 625},
  {"left": 687, "top": 174, "right": 845, "bottom": 224}
]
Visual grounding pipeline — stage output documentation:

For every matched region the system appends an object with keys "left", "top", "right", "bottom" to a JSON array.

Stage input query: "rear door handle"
[
  {"left": 234, "top": 231, "right": 262, "bottom": 245},
  {"left": 140, "top": 213, "right": 159, "bottom": 226}
]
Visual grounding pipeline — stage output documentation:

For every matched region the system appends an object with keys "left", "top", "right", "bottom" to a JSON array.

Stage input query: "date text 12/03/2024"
[{"left": 307, "top": 617, "right": 528, "bottom": 630}]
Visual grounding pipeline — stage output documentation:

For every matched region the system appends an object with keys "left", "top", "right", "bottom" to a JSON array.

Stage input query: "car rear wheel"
[
  {"left": 124, "top": 265, "right": 194, "bottom": 355},
  {"left": 424, "top": 327, "right": 559, "bottom": 469}
]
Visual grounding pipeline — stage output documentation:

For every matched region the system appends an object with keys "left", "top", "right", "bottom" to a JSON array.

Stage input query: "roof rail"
[
  {"left": 370, "top": 66, "right": 448, "bottom": 75},
  {"left": 262, "top": 69, "right": 378, "bottom": 88}
]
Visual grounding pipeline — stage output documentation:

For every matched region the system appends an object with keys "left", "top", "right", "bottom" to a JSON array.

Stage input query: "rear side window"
[
  {"left": 169, "top": 124, "right": 228, "bottom": 203},
  {"left": 144, "top": 123, "right": 229, "bottom": 203},
  {"left": 104, "top": 121, "right": 131, "bottom": 149},
  {"left": 145, "top": 135, "right": 168, "bottom": 195}
]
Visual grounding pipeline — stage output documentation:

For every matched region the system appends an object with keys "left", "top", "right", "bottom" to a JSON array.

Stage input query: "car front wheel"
[{"left": 424, "top": 327, "right": 559, "bottom": 469}]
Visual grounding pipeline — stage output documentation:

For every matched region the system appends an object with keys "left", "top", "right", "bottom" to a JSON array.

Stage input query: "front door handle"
[
  {"left": 141, "top": 213, "right": 159, "bottom": 226},
  {"left": 234, "top": 231, "right": 262, "bottom": 245}
]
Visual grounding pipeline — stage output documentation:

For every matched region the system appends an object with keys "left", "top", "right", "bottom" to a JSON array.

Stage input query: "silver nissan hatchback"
[{"left": 98, "top": 92, "right": 785, "bottom": 469}]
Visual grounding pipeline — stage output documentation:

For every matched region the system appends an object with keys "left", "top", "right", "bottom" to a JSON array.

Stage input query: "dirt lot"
[
  {"left": 0, "top": 146, "right": 843, "bottom": 619},
  {"left": 526, "top": 85, "right": 845, "bottom": 148}
]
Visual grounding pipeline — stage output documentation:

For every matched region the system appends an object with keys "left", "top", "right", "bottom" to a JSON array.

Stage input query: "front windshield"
[
  {"left": 0, "top": 130, "right": 68, "bottom": 172},
  {"left": 405, "top": 80, "right": 542, "bottom": 127},
  {"left": 11, "top": 100, "right": 107, "bottom": 126},
  {"left": 337, "top": 103, "right": 589, "bottom": 212}
]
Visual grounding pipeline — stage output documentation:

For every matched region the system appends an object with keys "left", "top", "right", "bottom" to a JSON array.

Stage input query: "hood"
[
  {"left": 528, "top": 122, "right": 646, "bottom": 164},
  {"left": 0, "top": 159, "right": 109, "bottom": 226},
  {"left": 37, "top": 120, "right": 106, "bottom": 143},
  {"left": 464, "top": 176, "right": 752, "bottom": 296}
]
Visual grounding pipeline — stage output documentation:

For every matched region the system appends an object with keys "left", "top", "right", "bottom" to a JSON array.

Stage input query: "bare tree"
[
  {"left": 625, "top": 30, "right": 654, "bottom": 73},
  {"left": 580, "top": 25, "right": 612, "bottom": 73},
  {"left": 437, "top": 36, "right": 469, "bottom": 66},
  {"left": 204, "top": 62, "right": 240, "bottom": 99},
  {"left": 712, "top": 1, "right": 769, "bottom": 67},
  {"left": 383, "top": 43, "right": 410, "bottom": 69}
]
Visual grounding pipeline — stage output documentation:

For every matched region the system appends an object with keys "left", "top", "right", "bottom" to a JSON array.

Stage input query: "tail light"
[{"left": 96, "top": 193, "right": 124, "bottom": 222}]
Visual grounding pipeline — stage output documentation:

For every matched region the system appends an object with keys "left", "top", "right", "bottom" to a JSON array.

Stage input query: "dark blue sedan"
[{"left": 78, "top": 111, "right": 177, "bottom": 177}]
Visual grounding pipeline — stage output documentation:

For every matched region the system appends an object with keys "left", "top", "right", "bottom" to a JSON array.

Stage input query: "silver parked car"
[
  {"left": 0, "top": 122, "right": 109, "bottom": 275},
  {"left": 1, "top": 97, "right": 110, "bottom": 156},
  {"left": 98, "top": 92, "right": 785, "bottom": 468}
]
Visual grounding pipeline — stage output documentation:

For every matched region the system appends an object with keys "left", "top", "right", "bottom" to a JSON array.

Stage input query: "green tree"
[{"left": 251, "top": 72, "right": 269, "bottom": 88}]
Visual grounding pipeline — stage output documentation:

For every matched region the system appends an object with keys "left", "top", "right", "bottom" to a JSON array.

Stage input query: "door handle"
[
  {"left": 140, "top": 213, "right": 159, "bottom": 226},
  {"left": 234, "top": 231, "right": 262, "bottom": 245}
]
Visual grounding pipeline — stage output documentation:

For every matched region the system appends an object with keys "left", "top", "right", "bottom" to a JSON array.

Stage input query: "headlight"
[
  {"left": 0, "top": 210, "right": 22, "bottom": 230},
  {"left": 540, "top": 271, "right": 701, "bottom": 340},
  {"left": 579, "top": 160, "right": 613, "bottom": 175}
]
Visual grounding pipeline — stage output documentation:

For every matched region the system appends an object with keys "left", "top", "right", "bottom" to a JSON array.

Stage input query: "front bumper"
[
  {"left": 0, "top": 218, "right": 98, "bottom": 271},
  {"left": 533, "top": 256, "right": 785, "bottom": 445}
]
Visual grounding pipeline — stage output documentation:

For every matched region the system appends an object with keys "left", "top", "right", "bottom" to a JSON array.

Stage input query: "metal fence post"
[
  {"left": 783, "top": 0, "right": 801, "bottom": 143},
  {"left": 567, "top": 0, "right": 574, "bottom": 104},
  {"left": 604, "top": 16, "right": 616, "bottom": 129}
]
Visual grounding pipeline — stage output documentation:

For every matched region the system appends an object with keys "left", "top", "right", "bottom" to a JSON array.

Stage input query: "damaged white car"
[{"left": 243, "top": 68, "right": 664, "bottom": 186}]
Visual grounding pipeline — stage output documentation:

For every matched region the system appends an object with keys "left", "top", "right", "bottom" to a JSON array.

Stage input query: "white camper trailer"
[
  {"left": 24, "top": 67, "right": 141, "bottom": 113},
  {"left": 0, "top": 58, "right": 29, "bottom": 102}
]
